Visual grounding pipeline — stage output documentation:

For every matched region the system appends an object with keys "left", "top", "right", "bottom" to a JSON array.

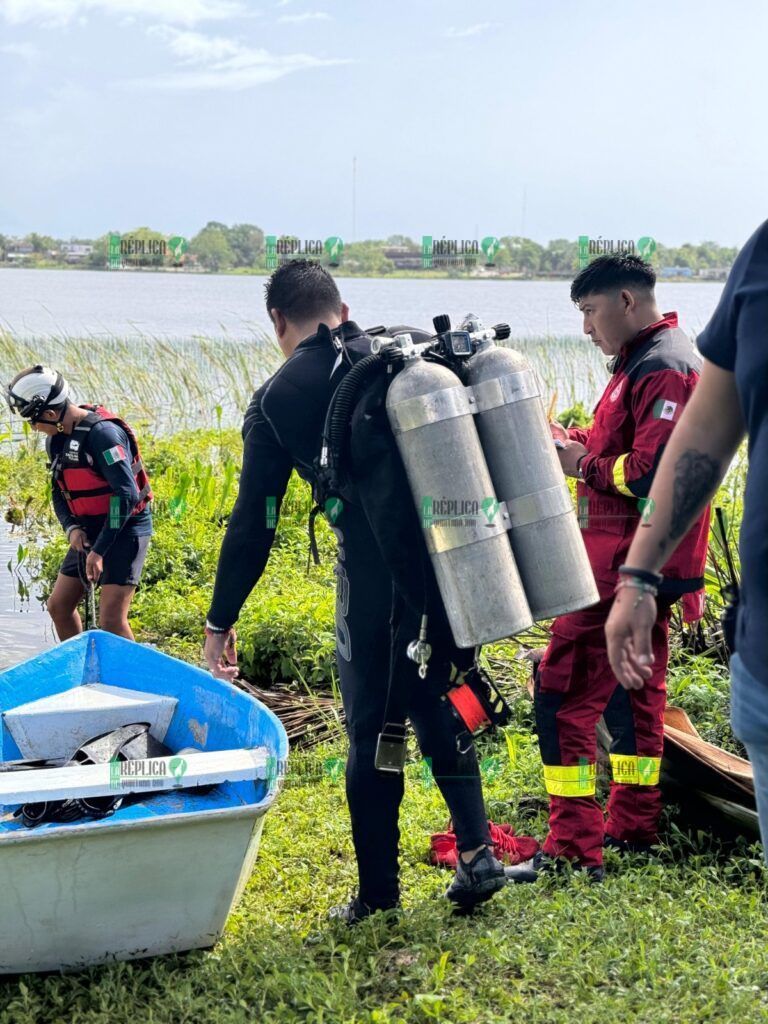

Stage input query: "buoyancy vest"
[{"left": 50, "top": 405, "right": 153, "bottom": 518}]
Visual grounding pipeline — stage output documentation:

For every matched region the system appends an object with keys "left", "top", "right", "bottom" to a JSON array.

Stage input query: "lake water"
[
  {"left": 0, "top": 269, "right": 726, "bottom": 667},
  {"left": 0, "top": 268, "right": 724, "bottom": 342},
  {"left": 0, "top": 520, "right": 51, "bottom": 669}
]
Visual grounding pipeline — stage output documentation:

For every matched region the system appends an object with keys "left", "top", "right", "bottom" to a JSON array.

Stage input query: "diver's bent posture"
[{"left": 204, "top": 261, "right": 506, "bottom": 921}]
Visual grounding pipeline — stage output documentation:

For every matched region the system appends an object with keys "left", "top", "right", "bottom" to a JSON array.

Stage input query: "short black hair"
[
  {"left": 264, "top": 259, "right": 343, "bottom": 323},
  {"left": 570, "top": 254, "right": 656, "bottom": 304}
]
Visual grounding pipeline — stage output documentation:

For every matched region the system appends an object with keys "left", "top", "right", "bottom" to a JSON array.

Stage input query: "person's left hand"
[
  {"left": 556, "top": 439, "right": 588, "bottom": 477},
  {"left": 85, "top": 550, "right": 103, "bottom": 583}
]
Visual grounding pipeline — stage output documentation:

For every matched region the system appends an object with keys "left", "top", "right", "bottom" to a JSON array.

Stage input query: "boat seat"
[{"left": 3, "top": 683, "right": 177, "bottom": 761}]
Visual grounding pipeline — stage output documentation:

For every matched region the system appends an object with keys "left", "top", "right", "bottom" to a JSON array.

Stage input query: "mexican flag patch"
[
  {"left": 652, "top": 398, "right": 679, "bottom": 421},
  {"left": 103, "top": 444, "right": 127, "bottom": 465}
]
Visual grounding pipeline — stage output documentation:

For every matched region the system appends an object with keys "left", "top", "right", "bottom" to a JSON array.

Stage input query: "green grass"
[
  {"left": 2, "top": 740, "right": 767, "bottom": 1023},
  {"left": 0, "top": 341, "right": 762, "bottom": 1022}
]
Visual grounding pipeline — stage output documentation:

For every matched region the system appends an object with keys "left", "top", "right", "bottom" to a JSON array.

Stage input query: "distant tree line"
[{"left": 0, "top": 225, "right": 740, "bottom": 277}]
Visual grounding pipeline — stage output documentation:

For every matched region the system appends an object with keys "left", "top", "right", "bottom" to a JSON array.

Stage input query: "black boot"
[
  {"left": 603, "top": 833, "right": 656, "bottom": 855},
  {"left": 328, "top": 896, "right": 400, "bottom": 926},
  {"left": 445, "top": 846, "right": 506, "bottom": 910}
]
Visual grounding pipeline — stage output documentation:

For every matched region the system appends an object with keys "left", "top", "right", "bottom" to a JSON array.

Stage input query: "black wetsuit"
[{"left": 207, "top": 321, "right": 491, "bottom": 907}]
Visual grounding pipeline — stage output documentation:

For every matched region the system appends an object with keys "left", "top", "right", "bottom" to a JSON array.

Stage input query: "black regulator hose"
[{"left": 319, "top": 347, "right": 403, "bottom": 486}]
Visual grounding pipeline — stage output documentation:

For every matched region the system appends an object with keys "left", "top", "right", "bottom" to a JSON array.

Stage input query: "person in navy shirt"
[
  {"left": 605, "top": 220, "right": 768, "bottom": 854},
  {"left": 5, "top": 366, "right": 152, "bottom": 640}
]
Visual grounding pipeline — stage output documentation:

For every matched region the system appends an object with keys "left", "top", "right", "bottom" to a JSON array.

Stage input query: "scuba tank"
[
  {"left": 461, "top": 315, "right": 599, "bottom": 619},
  {"left": 384, "top": 329, "right": 532, "bottom": 647}
]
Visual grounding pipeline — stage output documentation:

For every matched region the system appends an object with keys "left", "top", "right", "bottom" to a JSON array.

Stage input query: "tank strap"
[{"left": 307, "top": 504, "right": 323, "bottom": 569}]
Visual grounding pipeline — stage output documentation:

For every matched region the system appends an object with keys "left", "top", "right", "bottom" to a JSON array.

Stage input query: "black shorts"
[{"left": 60, "top": 534, "right": 150, "bottom": 587}]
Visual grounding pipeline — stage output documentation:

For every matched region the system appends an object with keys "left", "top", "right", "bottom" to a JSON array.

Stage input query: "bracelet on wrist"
[
  {"left": 617, "top": 564, "right": 663, "bottom": 588},
  {"left": 614, "top": 577, "right": 658, "bottom": 597},
  {"left": 205, "top": 620, "right": 231, "bottom": 635}
]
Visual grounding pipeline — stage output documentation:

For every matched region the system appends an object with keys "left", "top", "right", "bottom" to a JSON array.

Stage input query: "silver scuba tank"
[
  {"left": 462, "top": 317, "right": 599, "bottom": 619},
  {"left": 385, "top": 343, "right": 533, "bottom": 648}
]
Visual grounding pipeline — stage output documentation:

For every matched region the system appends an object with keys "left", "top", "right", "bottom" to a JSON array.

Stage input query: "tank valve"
[{"left": 407, "top": 614, "right": 432, "bottom": 679}]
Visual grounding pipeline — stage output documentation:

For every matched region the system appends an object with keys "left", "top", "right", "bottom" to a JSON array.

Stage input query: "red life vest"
[{"left": 52, "top": 405, "right": 153, "bottom": 518}]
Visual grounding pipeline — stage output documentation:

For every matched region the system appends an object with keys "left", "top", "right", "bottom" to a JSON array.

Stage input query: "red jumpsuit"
[{"left": 536, "top": 313, "right": 710, "bottom": 865}]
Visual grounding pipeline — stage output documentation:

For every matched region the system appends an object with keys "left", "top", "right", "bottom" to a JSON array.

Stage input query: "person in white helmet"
[{"left": 4, "top": 366, "right": 153, "bottom": 639}]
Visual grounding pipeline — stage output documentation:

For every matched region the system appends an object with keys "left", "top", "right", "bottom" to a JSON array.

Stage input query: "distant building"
[
  {"left": 61, "top": 243, "right": 93, "bottom": 263},
  {"left": 697, "top": 266, "right": 730, "bottom": 281},
  {"left": 5, "top": 242, "right": 34, "bottom": 262},
  {"left": 383, "top": 245, "right": 422, "bottom": 270},
  {"left": 660, "top": 266, "right": 694, "bottom": 278}
]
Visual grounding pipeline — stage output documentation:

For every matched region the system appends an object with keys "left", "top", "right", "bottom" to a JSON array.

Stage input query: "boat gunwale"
[{"left": 0, "top": 784, "right": 282, "bottom": 845}]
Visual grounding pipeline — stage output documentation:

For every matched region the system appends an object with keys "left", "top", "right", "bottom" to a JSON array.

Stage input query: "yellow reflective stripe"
[
  {"left": 542, "top": 763, "right": 596, "bottom": 797},
  {"left": 610, "top": 754, "right": 661, "bottom": 786},
  {"left": 611, "top": 453, "right": 635, "bottom": 497}
]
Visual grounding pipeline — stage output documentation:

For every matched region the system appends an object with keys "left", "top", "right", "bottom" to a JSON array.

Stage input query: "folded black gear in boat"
[{"left": 10, "top": 722, "right": 173, "bottom": 828}]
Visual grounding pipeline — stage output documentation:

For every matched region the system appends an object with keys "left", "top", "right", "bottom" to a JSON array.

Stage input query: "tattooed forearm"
[{"left": 667, "top": 449, "right": 721, "bottom": 543}]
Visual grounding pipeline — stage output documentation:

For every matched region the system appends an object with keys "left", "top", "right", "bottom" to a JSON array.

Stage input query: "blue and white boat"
[{"left": 0, "top": 630, "right": 288, "bottom": 974}]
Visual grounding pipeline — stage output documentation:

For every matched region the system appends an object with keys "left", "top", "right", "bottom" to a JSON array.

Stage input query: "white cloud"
[
  {"left": 444, "top": 22, "right": 492, "bottom": 38},
  {"left": 0, "top": 40, "right": 40, "bottom": 59},
  {"left": 133, "top": 26, "right": 350, "bottom": 90},
  {"left": 0, "top": 0, "right": 247, "bottom": 27},
  {"left": 278, "top": 10, "right": 330, "bottom": 23}
]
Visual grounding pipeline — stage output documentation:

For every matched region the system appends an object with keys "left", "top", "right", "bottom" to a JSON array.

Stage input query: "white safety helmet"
[{"left": 4, "top": 365, "right": 70, "bottom": 422}]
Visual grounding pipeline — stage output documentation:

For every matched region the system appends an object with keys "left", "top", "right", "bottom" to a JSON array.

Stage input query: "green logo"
[
  {"left": 638, "top": 757, "right": 655, "bottom": 782},
  {"left": 265, "top": 495, "right": 277, "bottom": 529},
  {"left": 637, "top": 236, "right": 656, "bottom": 260},
  {"left": 481, "top": 236, "right": 500, "bottom": 265},
  {"left": 481, "top": 496, "right": 500, "bottom": 525},
  {"left": 323, "top": 756, "right": 345, "bottom": 781},
  {"left": 578, "top": 234, "right": 590, "bottom": 268},
  {"left": 324, "top": 236, "right": 343, "bottom": 266},
  {"left": 109, "top": 494, "right": 121, "bottom": 529},
  {"left": 638, "top": 497, "right": 656, "bottom": 525},
  {"left": 168, "top": 235, "right": 188, "bottom": 261},
  {"left": 324, "top": 497, "right": 344, "bottom": 523},
  {"left": 108, "top": 232, "right": 121, "bottom": 270},
  {"left": 266, "top": 235, "right": 278, "bottom": 269},
  {"left": 169, "top": 757, "right": 188, "bottom": 782},
  {"left": 421, "top": 235, "right": 433, "bottom": 270}
]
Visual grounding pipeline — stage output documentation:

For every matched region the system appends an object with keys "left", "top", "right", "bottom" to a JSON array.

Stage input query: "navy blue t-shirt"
[
  {"left": 696, "top": 219, "right": 768, "bottom": 685},
  {"left": 49, "top": 418, "right": 153, "bottom": 555}
]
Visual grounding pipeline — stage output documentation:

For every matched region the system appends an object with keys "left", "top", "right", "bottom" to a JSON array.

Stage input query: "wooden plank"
[{"left": 0, "top": 748, "right": 270, "bottom": 805}]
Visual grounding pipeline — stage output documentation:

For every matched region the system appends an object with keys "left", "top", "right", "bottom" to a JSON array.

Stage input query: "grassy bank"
[
  {"left": 0, "top": 370, "right": 763, "bottom": 1023},
  {"left": 1, "top": 737, "right": 767, "bottom": 1024}
]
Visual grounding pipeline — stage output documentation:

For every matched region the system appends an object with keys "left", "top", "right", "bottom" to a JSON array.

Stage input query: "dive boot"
[
  {"left": 328, "top": 897, "right": 400, "bottom": 926},
  {"left": 445, "top": 845, "right": 506, "bottom": 910}
]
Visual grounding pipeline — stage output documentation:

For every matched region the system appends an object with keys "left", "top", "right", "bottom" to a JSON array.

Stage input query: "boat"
[{"left": 0, "top": 629, "right": 288, "bottom": 974}]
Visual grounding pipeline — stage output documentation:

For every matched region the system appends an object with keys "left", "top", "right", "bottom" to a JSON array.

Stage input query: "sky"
[{"left": 0, "top": 0, "right": 766, "bottom": 247}]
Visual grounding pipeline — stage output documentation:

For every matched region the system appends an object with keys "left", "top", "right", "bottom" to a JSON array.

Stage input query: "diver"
[{"left": 203, "top": 259, "right": 507, "bottom": 922}]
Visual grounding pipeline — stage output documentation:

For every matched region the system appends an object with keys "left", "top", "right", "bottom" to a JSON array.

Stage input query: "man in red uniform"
[{"left": 508, "top": 254, "right": 710, "bottom": 882}]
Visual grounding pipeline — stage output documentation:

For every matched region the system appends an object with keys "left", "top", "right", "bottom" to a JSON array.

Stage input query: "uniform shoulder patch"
[
  {"left": 652, "top": 398, "right": 679, "bottom": 421},
  {"left": 102, "top": 444, "right": 127, "bottom": 465}
]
